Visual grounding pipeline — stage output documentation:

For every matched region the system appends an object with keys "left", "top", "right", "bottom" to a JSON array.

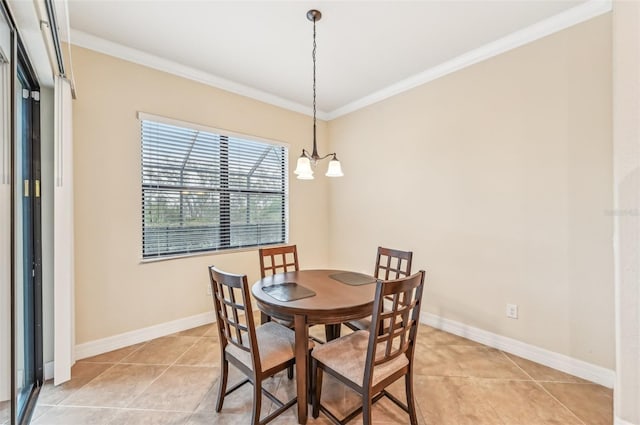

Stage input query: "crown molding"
[
  {"left": 68, "top": 29, "right": 330, "bottom": 121},
  {"left": 68, "top": 0, "right": 611, "bottom": 122},
  {"left": 326, "top": 0, "right": 612, "bottom": 119}
]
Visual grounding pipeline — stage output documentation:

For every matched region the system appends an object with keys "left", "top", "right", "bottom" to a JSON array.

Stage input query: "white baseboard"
[
  {"left": 72, "top": 310, "right": 614, "bottom": 389},
  {"left": 421, "top": 313, "right": 615, "bottom": 388},
  {"left": 44, "top": 361, "right": 54, "bottom": 381},
  {"left": 75, "top": 311, "right": 215, "bottom": 360},
  {"left": 615, "top": 417, "right": 638, "bottom": 425}
]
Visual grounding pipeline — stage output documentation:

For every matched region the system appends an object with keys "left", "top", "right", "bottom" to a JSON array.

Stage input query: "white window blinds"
[{"left": 141, "top": 117, "right": 288, "bottom": 259}]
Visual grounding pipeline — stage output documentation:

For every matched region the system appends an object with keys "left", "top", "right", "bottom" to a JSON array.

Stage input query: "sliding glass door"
[
  {"left": 14, "top": 71, "right": 32, "bottom": 421},
  {"left": 14, "top": 61, "right": 42, "bottom": 423}
]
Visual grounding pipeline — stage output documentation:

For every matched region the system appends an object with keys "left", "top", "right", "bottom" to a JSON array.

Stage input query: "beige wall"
[
  {"left": 72, "top": 14, "right": 615, "bottom": 370},
  {"left": 613, "top": 1, "right": 640, "bottom": 422},
  {"left": 71, "top": 46, "right": 331, "bottom": 344},
  {"left": 328, "top": 15, "right": 614, "bottom": 368}
]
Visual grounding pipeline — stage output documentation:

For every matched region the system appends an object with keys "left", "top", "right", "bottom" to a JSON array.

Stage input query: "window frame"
[{"left": 138, "top": 112, "right": 290, "bottom": 261}]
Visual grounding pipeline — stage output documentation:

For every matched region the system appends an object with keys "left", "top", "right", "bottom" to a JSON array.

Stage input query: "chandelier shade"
[
  {"left": 325, "top": 155, "right": 344, "bottom": 177},
  {"left": 294, "top": 156, "right": 314, "bottom": 179}
]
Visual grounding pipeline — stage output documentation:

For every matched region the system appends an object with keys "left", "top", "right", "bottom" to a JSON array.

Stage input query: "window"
[{"left": 140, "top": 114, "right": 288, "bottom": 259}]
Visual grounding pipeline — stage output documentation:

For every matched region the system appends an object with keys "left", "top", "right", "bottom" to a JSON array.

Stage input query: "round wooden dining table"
[{"left": 252, "top": 269, "right": 377, "bottom": 425}]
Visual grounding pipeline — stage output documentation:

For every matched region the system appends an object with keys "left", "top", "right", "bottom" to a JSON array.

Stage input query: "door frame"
[{"left": 4, "top": 0, "right": 43, "bottom": 422}]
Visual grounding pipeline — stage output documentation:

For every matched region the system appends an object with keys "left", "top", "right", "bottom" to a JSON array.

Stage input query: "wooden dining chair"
[
  {"left": 259, "top": 245, "right": 337, "bottom": 344},
  {"left": 259, "top": 244, "right": 299, "bottom": 277},
  {"left": 345, "top": 246, "right": 413, "bottom": 332},
  {"left": 311, "top": 270, "right": 426, "bottom": 425},
  {"left": 258, "top": 245, "right": 299, "bottom": 326},
  {"left": 208, "top": 266, "right": 312, "bottom": 425}
]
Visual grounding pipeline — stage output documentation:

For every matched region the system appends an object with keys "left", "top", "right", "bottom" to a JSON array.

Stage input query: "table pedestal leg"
[{"left": 294, "top": 314, "right": 308, "bottom": 424}]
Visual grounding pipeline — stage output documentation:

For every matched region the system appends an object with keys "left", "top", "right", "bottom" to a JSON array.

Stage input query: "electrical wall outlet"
[
  {"left": 206, "top": 285, "right": 212, "bottom": 296},
  {"left": 506, "top": 303, "right": 518, "bottom": 319}
]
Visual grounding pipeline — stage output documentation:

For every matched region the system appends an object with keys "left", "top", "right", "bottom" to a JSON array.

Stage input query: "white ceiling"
[{"left": 59, "top": 0, "right": 608, "bottom": 118}]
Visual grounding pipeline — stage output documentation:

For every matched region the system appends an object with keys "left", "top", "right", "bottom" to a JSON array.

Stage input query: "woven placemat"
[
  {"left": 262, "top": 282, "right": 316, "bottom": 302},
  {"left": 329, "top": 272, "right": 377, "bottom": 286}
]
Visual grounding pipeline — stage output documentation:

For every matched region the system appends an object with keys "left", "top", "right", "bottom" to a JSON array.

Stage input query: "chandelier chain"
[{"left": 312, "top": 16, "right": 317, "bottom": 156}]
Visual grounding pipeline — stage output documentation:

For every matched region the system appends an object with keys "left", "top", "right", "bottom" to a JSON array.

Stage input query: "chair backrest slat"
[
  {"left": 374, "top": 247, "right": 413, "bottom": 281},
  {"left": 214, "top": 287, "right": 249, "bottom": 352},
  {"left": 259, "top": 245, "right": 299, "bottom": 278},
  {"left": 365, "top": 271, "right": 425, "bottom": 382},
  {"left": 219, "top": 298, "right": 245, "bottom": 311},
  {"left": 227, "top": 282, "right": 244, "bottom": 346},
  {"left": 208, "top": 266, "right": 261, "bottom": 367},
  {"left": 374, "top": 247, "right": 414, "bottom": 310}
]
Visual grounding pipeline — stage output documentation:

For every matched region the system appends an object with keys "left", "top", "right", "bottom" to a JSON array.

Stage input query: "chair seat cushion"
[
  {"left": 311, "top": 330, "right": 408, "bottom": 387},
  {"left": 348, "top": 315, "right": 393, "bottom": 332},
  {"left": 348, "top": 316, "right": 372, "bottom": 331},
  {"left": 271, "top": 316, "right": 295, "bottom": 328},
  {"left": 226, "top": 321, "right": 312, "bottom": 372}
]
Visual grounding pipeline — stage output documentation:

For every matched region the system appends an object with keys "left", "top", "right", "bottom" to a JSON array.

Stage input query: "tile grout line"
[
  {"left": 111, "top": 361, "right": 214, "bottom": 367},
  {"left": 183, "top": 338, "right": 223, "bottom": 424},
  {"left": 413, "top": 391, "right": 434, "bottom": 425},
  {"left": 418, "top": 328, "right": 514, "bottom": 425},
  {"left": 499, "top": 351, "right": 588, "bottom": 425},
  {"left": 122, "top": 333, "right": 206, "bottom": 411},
  {"left": 83, "top": 338, "right": 151, "bottom": 365},
  {"left": 441, "top": 355, "right": 527, "bottom": 425},
  {"left": 454, "top": 376, "right": 509, "bottom": 425},
  {"left": 50, "top": 339, "right": 153, "bottom": 409},
  {"left": 52, "top": 362, "right": 119, "bottom": 407},
  {"left": 414, "top": 373, "right": 540, "bottom": 382},
  {"left": 35, "top": 403, "right": 195, "bottom": 414},
  {"left": 534, "top": 382, "right": 590, "bottom": 425},
  {"left": 56, "top": 330, "right": 213, "bottom": 425},
  {"left": 534, "top": 379, "right": 597, "bottom": 385},
  {"left": 264, "top": 370, "right": 286, "bottom": 418},
  {"left": 54, "top": 334, "right": 207, "bottom": 415},
  {"left": 183, "top": 323, "right": 255, "bottom": 424}
]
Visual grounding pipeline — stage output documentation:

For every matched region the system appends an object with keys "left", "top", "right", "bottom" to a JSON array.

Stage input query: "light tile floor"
[{"left": 6, "top": 321, "right": 611, "bottom": 425}]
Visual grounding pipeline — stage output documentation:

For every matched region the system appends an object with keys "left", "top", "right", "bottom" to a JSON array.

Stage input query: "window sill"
[{"left": 139, "top": 243, "right": 288, "bottom": 264}]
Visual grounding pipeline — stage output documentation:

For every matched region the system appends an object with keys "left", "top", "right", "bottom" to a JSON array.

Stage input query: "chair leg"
[
  {"left": 362, "top": 390, "right": 373, "bottom": 425},
  {"left": 405, "top": 372, "right": 418, "bottom": 425},
  {"left": 251, "top": 377, "right": 262, "bottom": 425},
  {"left": 287, "top": 364, "right": 294, "bottom": 380},
  {"left": 324, "top": 324, "right": 341, "bottom": 341},
  {"left": 216, "top": 359, "right": 229, "bottom": 412},
  {"left": 307, "top": 353, "right": 314, "bottom": 402},
  {"left": 312, "top": 359, "right": 323, "bottom": 419}
]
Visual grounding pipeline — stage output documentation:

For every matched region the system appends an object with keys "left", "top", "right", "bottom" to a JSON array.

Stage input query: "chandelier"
[{"left": 294, "top": 9, "right": 343, "bottom": 180}]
